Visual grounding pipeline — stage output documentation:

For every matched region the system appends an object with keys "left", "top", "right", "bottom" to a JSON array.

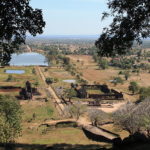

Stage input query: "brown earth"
[{"left": 68, "top": 55, "right": 150, "bottom": 101}]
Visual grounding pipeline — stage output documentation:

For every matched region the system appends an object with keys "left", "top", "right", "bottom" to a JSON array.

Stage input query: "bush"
[
  {"left": 128, "top": 81, "right": 139, "bottom": 94},
  {"left": 44, "top": 68, "right": 48, "bottom": 72},
  {"left": 32, "top": 68, "right": 36, "bottom": 74},
  {"left": 113, "top": 77, "right": 124, "bottom": 85},
  {"left": 98, "top": 58, "right": 109, "bottom": 70},
  {"left": 64, "top": 88, "right": 77, "bottom": 101},
  {"left": 124, "top": 71, "right": 130, "bottom": 80},
  {"left": 33, "top": 81, "right": 39, "bottom": 88},
  {"left": 139, "top": 87, "right": 150, "bottom": 101},
  {"left": 6, "top": 74, "right": 15, "bottom": 82},
  {"left": 45, "top": 77, "right": 53, "bottom": 85}
]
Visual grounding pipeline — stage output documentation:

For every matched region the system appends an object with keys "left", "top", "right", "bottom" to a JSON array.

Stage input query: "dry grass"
[
  {"left": 41, "top": 67, "right": 76, "bottom": 89},
  {"left": 0, "top": 66, "right": 45, "bottom": 98},
  {"left": 17, "top": 127, "right": 108, "bottom": 145},
  {"left": 21, "top": 100, "right": 59, "bottom": 123},
  {"left": 68, "top": 55, "right": 150, "bottom": 102},
  {"left": 101, "top": 124, "right": 129, "bottom": 140}
]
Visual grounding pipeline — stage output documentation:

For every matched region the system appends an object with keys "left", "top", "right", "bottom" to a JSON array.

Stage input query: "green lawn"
[
  {"left": 21, "top": 100, "right": 59, "bottom": 123},
  {"left": 17, "top": 127, "right": 110, "bottom": 147},
  {"left": 0, "top": 66, "right": 43, "bottom": 87},
  {"left": 87, "top": 89, "right": 104, "bottom": 95},
  {"left": 42, "top": 67, "right": 76, "bottom": 89}
]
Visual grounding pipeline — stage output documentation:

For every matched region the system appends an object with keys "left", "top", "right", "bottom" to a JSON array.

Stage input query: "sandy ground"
[{"left": 99, "top": 102, "right": 126, "bottom": 113}]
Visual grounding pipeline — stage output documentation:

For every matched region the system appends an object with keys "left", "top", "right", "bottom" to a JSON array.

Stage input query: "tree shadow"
[
  {"left": 1, "top": 133, "right": 150, "bottom": 150},
  {"left": 82, "top": 127, "right": 117, "bottom": 143},
  {"left": 0, "top": 143, "right": 108, "bottom": 150},
  {"left": 112, "top": 132, "right": 150, "bottom": 150}
]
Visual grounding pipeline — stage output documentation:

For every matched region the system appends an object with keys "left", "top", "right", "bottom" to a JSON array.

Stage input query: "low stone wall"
[{"left": 76, "top": 84, "right": 124, "bottom": 100}]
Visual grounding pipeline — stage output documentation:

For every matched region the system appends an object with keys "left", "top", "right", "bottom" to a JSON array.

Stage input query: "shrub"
[
  {"left": 64, "top": 88, "right": 77, "bottom": 101},
  {"left": 139, "top": 87, "right": 150, "bottom": 101},
  {"left": 113, "top": 77, "right": 124, "bottom": 85},
  {"left": 32, "top": 68, "right": 36, "bottom": 74},
  {"left": 45, "top": 77, "right": 53, "bottom": 85},
  {"left": 128, "top": 81, "right": 139, "bottom": 94},
  {"left": 98, "top": 58, "right": 109, "bottom": 70},
  {"left": 6, "top": 74, "right": 15, "bottom": 82}
]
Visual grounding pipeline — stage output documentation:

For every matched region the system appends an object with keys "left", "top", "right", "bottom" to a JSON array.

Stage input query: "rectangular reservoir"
[{"left": 5, "top": 70, "right": 25, "bottom": 74}]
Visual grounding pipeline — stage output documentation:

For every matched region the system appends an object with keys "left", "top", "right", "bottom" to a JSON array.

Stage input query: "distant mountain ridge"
[
  {"left": 27, "top": 35, "right": 99, "bottom": 40},
  {"left": 27, "top": 35, "right": 150, "bottom": 41}
]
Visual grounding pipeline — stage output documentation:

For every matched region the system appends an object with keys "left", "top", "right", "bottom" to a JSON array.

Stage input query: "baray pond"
[{"left": 9, "top": 52, "right": 48, "bottom": 66}]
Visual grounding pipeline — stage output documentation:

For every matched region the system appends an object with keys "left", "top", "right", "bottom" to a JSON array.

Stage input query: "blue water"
[
  {"left": 9, "top": 52, "right": 48, "bottom": 66},
  {"left": 5, "top": 70, "right": 25, "bottom": 74}
]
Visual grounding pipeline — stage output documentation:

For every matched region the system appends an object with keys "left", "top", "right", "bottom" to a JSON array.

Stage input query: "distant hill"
[{"left": 27, "top": 35, "right": 99, "bottom": 40}]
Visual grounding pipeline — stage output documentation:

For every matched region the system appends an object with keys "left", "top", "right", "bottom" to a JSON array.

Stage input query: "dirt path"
[
  {"left": 99, "top": 102, "right": 126, "bottom": 113},
  {"left": 83, "top": 124, "right": 118, "bottom": 140},
  {"left": 26, "top": 45, "right": 32, "bottom": 53},
  {"left": 77, "top": 117, "right": 118, "bottom": 140},
  {"left": 36, "top": 66, "right": 66, "bottom": 116}
]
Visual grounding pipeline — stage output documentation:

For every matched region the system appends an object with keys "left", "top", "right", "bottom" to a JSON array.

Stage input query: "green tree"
[
  {"left": 124, "top": 71, "right": 130, "bottom": 80},
  {"left": 98, "top": 58, "right": 109, "bottom": 70},
  {"left": 45, "top": 77, "right": 53, "bottom": 85},
  {"left": 64, "top": 88, "right": 77, "bottom": 101},
  {"left": 0, "top": 0, "right": 45, "bottom": 65},
  {"left": 46, "top": 49, "right": 59, "bottom": 65},
  {"left": 53, "top": 78, "right": 59, "bottom": 83},
  {"left": 44, "top": 68, "right": 48, "bottom": 72},
  {"left": 63, "top": 57, "right": 70, "bottom": 65},
  {"left": 139, "top": 87, "right": 150, "bottom": 101},
  {"left": 6, "top": 74, "right": 15, "bottom": 82},
  {"left": 96, "top": 0, "right": 150, "bottom": 56},
  {"left": 0, "top": 95, "right": 22, "bottom": 143},
  {"left": 34, "top": 81, "right": 39, "bottom": 88},
  {"left": 113, "top": 77, "right": 124, "bottom": 86},
  {"left": 128, "top": 81, "right": 139, "bottom": 94},
  {"left": 32, "top": 68, "right": 36, "bottom": 74}
]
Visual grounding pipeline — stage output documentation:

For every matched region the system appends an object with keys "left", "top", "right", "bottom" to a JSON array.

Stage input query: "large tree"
[
  {"left": 96, "top": 0, "right": 150, "bottom": 56},
  {"left": 0, "top": 95, "right": 22, "bottom": 143},
  {"left": 0, "top": 0, "right": 45, "bottom": 65}
]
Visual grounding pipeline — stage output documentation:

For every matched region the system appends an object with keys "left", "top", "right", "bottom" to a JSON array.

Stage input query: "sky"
[{"left": 30, "top": 0, "right": 111, "bottom": 36}]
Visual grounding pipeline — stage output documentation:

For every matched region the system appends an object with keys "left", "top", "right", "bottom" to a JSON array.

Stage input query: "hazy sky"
[{"left": 30, "top": 0, "right": 111, "bottom": 35}]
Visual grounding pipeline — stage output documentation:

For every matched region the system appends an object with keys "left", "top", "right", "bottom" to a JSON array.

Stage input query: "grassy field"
[
  {"left": 41, "top": 67, "right": 76, "bottom": 89},
  {"left": 0, "top": 58, "right": 143, "bottom": 147},
  {"left": 87, "top": 89, "right": 104, "bottom": 95},
  {"left": 12, "top": 66, "right": 111, "bottom": 147},
  {"left": 17, "top": 126, "right": 110, "bottom": 146},
  {"left": 0, "top": 66, "right": 43, "bottom": 87},
  {"left": 18, "top": 98, "right": 109, "bottom": 146},
  {"left": 0, "top": 66, "right": 45, "bottom": 98},
  {"left": 21, "top": 100, "right": 59, "bottom": 123}
]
